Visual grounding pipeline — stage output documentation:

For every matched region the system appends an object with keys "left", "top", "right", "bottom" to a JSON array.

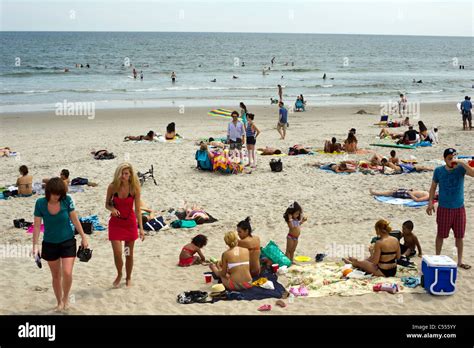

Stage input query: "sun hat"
[{"left": 211, "top": 284, "right": 225, "bottom": 293}]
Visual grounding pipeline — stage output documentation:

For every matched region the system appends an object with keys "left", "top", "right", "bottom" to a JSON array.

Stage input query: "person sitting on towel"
[
  {"left": 165, "top": 122, "right": 177, "bottom": 140},
  {"left": 17, "top": 165, "right": 33, "bottom": 196},
  {"left": 124, "top": 130, "right": 156, "bottom": 141},
  {"left": 324, "top": 137, "right": 343, "bottom": 153}
]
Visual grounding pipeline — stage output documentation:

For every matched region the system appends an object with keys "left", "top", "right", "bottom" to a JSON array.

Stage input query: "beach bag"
[
  {"left": 269, "top": 159, "right": 282, "bottom": 172},
  {"left": 171, "top": 219, "right": 197, "bottom": 229},
  {"left": 13, "top": 218, "right": 33, "bottom": 229},
  {"left": 71, "top": 177, "right": 89, "bottom": 186},
  {"left": 261, "top": 240, "right": 292, "bottom": 267},
  {"left": 177, "top": 291, "right": 209, "bottom": 304},
  {"left": 75, "top": 221, "right": 93, "bottom": 235},
  {"left": 144, "top": 216, "right": 166, "bottom": 231}
]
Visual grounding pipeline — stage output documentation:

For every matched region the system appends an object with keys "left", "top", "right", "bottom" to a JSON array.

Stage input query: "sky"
[{"left": 1, "top": 0, "right": 473, "bottom": 37}]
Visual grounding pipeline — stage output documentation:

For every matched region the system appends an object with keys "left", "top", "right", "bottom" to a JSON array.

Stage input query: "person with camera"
[
  {"left": 105, "top": 163, "right": 145, "bottom": 288},
  {"left": 32, "top": 177, "right": 89, "bottom": 312}
]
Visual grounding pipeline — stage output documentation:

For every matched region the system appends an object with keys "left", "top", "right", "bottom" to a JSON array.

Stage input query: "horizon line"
[{"left": 0, "top": 30, "right": 472, "bottom": 38}]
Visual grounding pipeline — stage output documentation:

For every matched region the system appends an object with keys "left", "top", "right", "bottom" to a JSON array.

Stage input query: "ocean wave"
[
  {"left": 0, "top": 88, "right": 127, "bottom": 95},
  {"left": 407, "top": 90, "right": 443, "bottom": 94}
]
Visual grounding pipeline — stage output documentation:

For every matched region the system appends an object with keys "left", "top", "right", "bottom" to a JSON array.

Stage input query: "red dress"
[{"left": 108, "top": 193, "right": 138, "bottom": 241}]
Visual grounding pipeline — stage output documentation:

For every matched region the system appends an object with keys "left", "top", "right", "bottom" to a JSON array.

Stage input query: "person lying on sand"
[
  {"left": 310, "top": 161, "right": 357, "bottom": 173},
  {"left": 323, "top": 137, "right": 343, "bottom": 153},
  {"left": 370, "top": 188, "right": 432, "bottom": 202},
  {"left": 0, "top": 147, "right": 12, "bottom": 157},
  {"left": 124, "top": 130, "right": 156, "bottom": 141},
  {"left": 381, "top": 158, "right": 433, "bottom": 174},
  {"left": 257, "top": 146, "right": 282, "bottom": 155},
  {"left": 140, "top": 200, "right": 157, "bottom": 222},
  {"left": 91, "top": 149, "right": 115, "bottom": 160},
  {"left": 343, "top": 219, "right": 400, "bottom": 277},
  {"left": 179, "top": 234, "right": 208, "bottom": 267},
  {"left": 379, "top": 128, "right": 404, "bottom": 140}
]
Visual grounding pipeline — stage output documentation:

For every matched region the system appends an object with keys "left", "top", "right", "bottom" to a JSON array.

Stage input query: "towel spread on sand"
[
  {"left": 33, "top": 182, "right": 84, "bottom": 195},
  {"left": 374, "top": 195, "right": 428, "bottom": 207},
  {"left": 284, "top": 262, "right": 424, "bottom": 298}
]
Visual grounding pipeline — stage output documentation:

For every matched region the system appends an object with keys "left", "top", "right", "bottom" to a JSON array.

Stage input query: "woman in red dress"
[{"left": 106, "top": 163, "right": 145, "bottom": 288}]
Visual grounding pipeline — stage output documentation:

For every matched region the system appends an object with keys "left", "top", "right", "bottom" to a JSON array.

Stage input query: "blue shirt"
[
  {"left": 461, "top": 100, "right": 472, "bottom": 112},
  {"left": 279, "top": 107, "right": 288, "bottom": 124},
  {"left": 34, "top": 195, "right": 75, "bottom": 243},
  {"left": 433, "top": 165, "right": 466, "bottom": 208}
]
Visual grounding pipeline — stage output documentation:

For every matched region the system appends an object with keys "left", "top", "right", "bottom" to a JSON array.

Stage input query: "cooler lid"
[{"left": 422, "top": 255, "right": 457, "bottom": 267}]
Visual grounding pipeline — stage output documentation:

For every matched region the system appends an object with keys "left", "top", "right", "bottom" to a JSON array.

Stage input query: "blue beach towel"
[
  {"left": 319, "top": 164, "right": 352, "bottom": 175},
  {"left": 69, "top": 214, "right": 106, "bottom": 231},
  {"left": 374, "top": 195, "right": 428, "bottom": 207}
]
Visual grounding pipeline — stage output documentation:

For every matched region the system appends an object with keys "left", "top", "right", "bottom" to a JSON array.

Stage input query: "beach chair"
[{"left": 374, "top": 115, "right": 389, "bottom": 126}]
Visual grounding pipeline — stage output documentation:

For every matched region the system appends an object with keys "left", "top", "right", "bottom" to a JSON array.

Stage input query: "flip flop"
[
  {"left": 275, "top": 300, "right": 287, "bottom": 308},
  {"left": 298, "top": 285, "right": 309, "bottom": 296},
  {"left": 289, "top": 287, "right": 300, "bottom": 296},
  {"left": 258, "top": 304, "right": 272, "bottom": 311},
  {"left": 459, "top": 264, "right": 471, "bottom": 270}
]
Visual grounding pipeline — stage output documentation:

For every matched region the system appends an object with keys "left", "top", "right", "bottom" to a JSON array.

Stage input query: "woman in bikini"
[
  {"left": 165, "top": 122, "right": 176, "bottom": 140},
  {"left": 370, "top": 188, "right": 432, "bottom": 202},
  {"left": 105, "top": 163, "right": 145, "bottom": 288},
  {"left": 124, "top": 130, "right": 155, "bottom": 141},
  {"left": 343, "top": 219, "right": 400, "bottom": 277},
  {"left": 236, "top": 217, "right": 261, "bottom": 277},
  {"left": 343, "top": 132, "right": 358, "bottom": 154},
  {"left": 16, "top": 165, "right": 33, "bottom": 196},
  {"left": 209, "top": 231, "right": 252, "bottom": 291},
  {"left": 284, "top": 201, "right": 307, "bottom": 262},
  {"left": 185, "top": 205, "right": 209, "bottom": 222},
  {"left": 178, "top": 234, "right": 207, "bottom": 267},
  {"left": 418, "top": 121, "right": 428, "bottom": 140}
]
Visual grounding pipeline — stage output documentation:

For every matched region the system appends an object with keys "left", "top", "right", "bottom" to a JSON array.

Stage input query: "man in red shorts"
[{"left": 427, "top": 148, "right": 474, "bottom": 270}]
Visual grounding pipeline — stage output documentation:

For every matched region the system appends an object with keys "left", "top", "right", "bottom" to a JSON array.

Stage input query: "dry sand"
[{"left": 0, "top": 102, "right": 472, "bottom": 315}]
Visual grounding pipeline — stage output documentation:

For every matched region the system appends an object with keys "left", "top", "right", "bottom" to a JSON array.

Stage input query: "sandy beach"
[{"left": 0, "top": 102, "right": 472, "bottom": 315}]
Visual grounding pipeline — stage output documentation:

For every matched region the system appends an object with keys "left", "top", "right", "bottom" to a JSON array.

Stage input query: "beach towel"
[
  {"left": 208, "top": 108, "right": 242, "bottom": 120},
  {"left": 156, "top": 135, "right": 183, "bottom": 143},
  {"left": 212, "top": 270, "right": 286, "bottom": 302},
  {"left": 67, "top": 215, "right": 105, "bottom": 232},
  {"left": 318, "top": 164, "right": 353, "bottom": 175},
  {"left": 33, "top": 183, "right": 84, "bottom": 195},
  {"left": 316, "top": 150, "right": 346, "bottom": 155},
  {"left": 284, "top": 262, "right": 424, "bottom": 298},
  {"left": 374, "top": 195, "right": 428, "bottom": 207},
  {"left": 412, "top": 141, "right": 432, "bottom": 148},
  {"left": 27, "top": 224, "right": 44, "bottom": 233}
]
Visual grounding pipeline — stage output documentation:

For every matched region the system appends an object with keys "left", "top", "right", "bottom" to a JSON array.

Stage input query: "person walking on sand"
[
  {"left": 277, "top": 101, "right": 288, "bottom": 140},
  {"left": 33, "top": 178, "right": 89, "bottom": 312},
  {"left": 105, "top": 163, "right": 145, "bottom": 288},
  {"left": 277, "top": 84, "right": 283, "bottom": 102},
  {"left": 426, "top": 148, "right": 474, "bottom": 270},
  {"left": 460, "top": 96, "right": 472, "bottom": 130}
]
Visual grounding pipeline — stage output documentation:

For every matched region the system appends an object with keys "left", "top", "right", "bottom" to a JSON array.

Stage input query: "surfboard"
[
  {"left": 208, "top": 108, "right": 241, "bottom": 120},
  {"left": 370, "top": 143, "right": 415, "bottom": 149}
]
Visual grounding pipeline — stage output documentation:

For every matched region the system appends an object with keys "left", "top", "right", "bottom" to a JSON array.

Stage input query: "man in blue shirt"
[
  {"left": 427, "top": 148, "right": 474, "bottom": 269},
  {"left": 460, "top": 96, "right": 472, "bottom": 130},
  {"left": 277, "top": 101, "right": 288, "bottom": 140}
]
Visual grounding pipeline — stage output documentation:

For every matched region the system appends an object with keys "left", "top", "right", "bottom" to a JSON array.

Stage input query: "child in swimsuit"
[
  {"left": 178, "top": 234, "right": 208, "bottom": 267},
  {"left": 400, "top": 220, "right": 422, "bottom": 258},
  {"left": 284, "top": 201, "right": 307, "bottom": 262}
]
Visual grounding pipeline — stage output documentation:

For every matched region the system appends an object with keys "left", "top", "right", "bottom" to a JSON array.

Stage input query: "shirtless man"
[
  {"left": 370, "top": 188, "right": 432, "bottom": 202},
  {"left": 324, "top": 137, "right": 343, "bottom": 153},
  {"left": 381, "top": 158, "right": 432, "bottom": 174},
  {"left": 257, "top": 147, "right": 282, "bottom": 155},
  {"left": 43, "top": 169, "right": 70, "bottom": 192},
  {"left": 16, "top": 165, "right": 33, "bottom": 196}
]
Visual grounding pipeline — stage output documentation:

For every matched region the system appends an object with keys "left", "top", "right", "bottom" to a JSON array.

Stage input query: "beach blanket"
[
  {"left": 412, "top": 141, "right": 432, "bottom": 148},
  {"left": 284, "top": 262, "right": 424, "bottom": 298},
  {"left": 316, "top": 150, "right": 346, "bottom": 155},
  {"left": 318, "top": 164, "right": 355, "bottom": 175},
  {"left": 199, "top": 136, "right": 227, "bottom": 143},
  {"left": 70, "top": 215, "right": 106, "bottom": 231},
  {"left": 208, "top": 108, "right": 240, "bottom": 120},
  {"left": 212, "top": 270, "right": 286, "bottom": 302},
  {"left": 374, "top": 195, "right": 428, "bottom": 207}
]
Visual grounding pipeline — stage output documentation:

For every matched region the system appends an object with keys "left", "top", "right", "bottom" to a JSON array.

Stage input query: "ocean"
[{"left": 1, "top": 31, "right": 473, "bottom": 112}]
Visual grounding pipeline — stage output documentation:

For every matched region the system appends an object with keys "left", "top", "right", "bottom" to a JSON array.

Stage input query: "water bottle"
[{"left": 288, "top": 293, "right": 295, "bottom": 303}]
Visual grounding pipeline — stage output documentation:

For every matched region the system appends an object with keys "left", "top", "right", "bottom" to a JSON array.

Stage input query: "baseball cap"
[{"left": 443, "top": 148, "right": 457, "bottom": 158}]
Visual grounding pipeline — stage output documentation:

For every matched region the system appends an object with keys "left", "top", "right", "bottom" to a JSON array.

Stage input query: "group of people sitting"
[
  {"left": 379, "top": 121, "right": 439, "bottom": 145},
  {"left": 323, "top": 128, "right": 360, "bottom": 154},
  {"left": 124, "top": 123, "right": 178, "bottom": 142}
]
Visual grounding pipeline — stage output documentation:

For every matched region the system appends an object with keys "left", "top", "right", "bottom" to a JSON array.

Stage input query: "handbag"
[{"left": 269, "top": 159, "right": 283, "bottom": 172}]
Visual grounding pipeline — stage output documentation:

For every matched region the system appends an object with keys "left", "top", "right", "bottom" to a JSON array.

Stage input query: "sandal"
[
  {"left": 289, "top": 287, "right": 300, "bottom": 297},
  {"left": 298, "top": 285, "right": 309, "bottom": 296},
  {"left": 459, "top": 263, "right": 471, "bottom": 270},
  {"left": 275, "top": 300, "right": 287, "bottom": 308},
  {"left": 258, "top": 304, "right": 272, "bottom": 311}
]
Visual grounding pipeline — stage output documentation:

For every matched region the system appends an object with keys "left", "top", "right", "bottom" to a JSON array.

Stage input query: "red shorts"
[
  {"left": 436, "top": 206, "right": 466, "bottom": 239},
  {"left": 178, "top": 256, "right": 195, "bottom": 267}
]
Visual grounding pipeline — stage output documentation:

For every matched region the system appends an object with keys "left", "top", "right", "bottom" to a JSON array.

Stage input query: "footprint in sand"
[{"left": 33, "top": 286, "right": 48, "bottom": 292}]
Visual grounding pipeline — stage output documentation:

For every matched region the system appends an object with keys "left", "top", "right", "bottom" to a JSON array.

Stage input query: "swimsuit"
[
  {"left": 227, "top": 261, "right": 249, "bottom": 269},
  {"left": 287, "top": 219, "right": 301, "bottom": 240},
  {"left": 392, "top": 189, "right": 411, "bottom": 199},
  {"left": 179, "top": 247, "right": 196, "bottom": 267},
  {"left": 398, "top": 163, "right": 416, "bottom": 174},
  {"left": 228, "top": 279, "right": 252, "bottom": 291},
  {"left": 378, "top": 250, "right": 397, "bottom": 277}
]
